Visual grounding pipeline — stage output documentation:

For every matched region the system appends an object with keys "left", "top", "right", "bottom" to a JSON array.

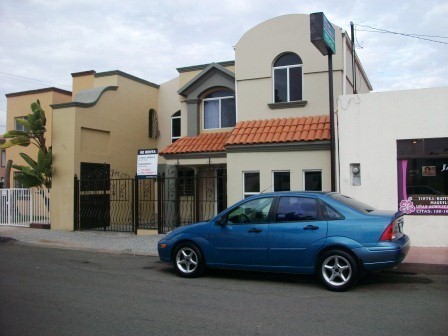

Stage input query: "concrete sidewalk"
[
  {"left": 0, "top": 226, "right": 163, "bottom": 256},
  {"left": 0, "top": 226, "right": 447, "bottom": 266}
]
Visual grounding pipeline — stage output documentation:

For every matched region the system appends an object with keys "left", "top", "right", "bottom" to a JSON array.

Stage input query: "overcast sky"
[{"left": 1, "top": 0, "right": 447, "bottom": 133}]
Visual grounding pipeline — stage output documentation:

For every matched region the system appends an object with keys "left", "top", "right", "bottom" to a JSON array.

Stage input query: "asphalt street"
[{"left": 1, "top": 242, "right": 448, "bottom": 336}]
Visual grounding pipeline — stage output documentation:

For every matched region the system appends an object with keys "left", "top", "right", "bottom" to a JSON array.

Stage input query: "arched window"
[
  {"left": 171, "top": 111, "right": 181, "bottom": 143},
  {"left": 273, "top": 53, "right": 303, "bottom": 103},
  {"left": 202, "top": 89, "right": 236, "bottom": 130}
]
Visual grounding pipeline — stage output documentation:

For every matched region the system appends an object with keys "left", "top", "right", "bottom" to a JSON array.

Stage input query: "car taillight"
[{"left": 380, "top": 222, "right": 396, "bottom": 241}]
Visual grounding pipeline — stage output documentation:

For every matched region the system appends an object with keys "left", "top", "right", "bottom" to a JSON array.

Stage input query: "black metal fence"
[{"left": 74, "top": 173, "right": 226, "bottom": 234}]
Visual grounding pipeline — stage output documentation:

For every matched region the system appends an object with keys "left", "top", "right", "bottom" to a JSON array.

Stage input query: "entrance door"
[{"left": 79, "top": 162, "right": 110, "bottom": 230}]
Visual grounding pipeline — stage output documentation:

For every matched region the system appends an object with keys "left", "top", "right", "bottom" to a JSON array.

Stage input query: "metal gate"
[
  {"left": 74, "top": 172, "right": 227, "bottom": 234},
  {"left": 0, "top": 188, "right": 50, "bottom": 227}
]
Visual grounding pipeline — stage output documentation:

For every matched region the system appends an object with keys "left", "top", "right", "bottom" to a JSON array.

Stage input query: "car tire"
[
  {"left": 318, "top": 249, "right": 359, "bottom": 291},
  {"left": 173, "top": 242, "right": 205, "bottom": 278}
]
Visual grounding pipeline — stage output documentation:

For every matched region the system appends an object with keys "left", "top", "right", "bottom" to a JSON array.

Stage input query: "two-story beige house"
[{"left": 4, "top": 14, "right": 371, "bottom": 232}]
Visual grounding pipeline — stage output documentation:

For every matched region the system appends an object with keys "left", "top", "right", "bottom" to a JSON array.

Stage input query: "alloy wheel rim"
[
  {"left": 322, "top": 255, "right": 352, "bottom": 286},
  {"left": 176, "top": 247, "right": 198, "bottom": 274}
]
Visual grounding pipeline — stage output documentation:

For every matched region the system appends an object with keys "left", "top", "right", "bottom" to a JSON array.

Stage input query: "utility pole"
[{"left": 350, "top": 22, "right": 357, "bottom": 94}]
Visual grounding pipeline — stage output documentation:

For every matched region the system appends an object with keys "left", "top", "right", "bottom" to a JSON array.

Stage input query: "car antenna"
[{"left": 260, "top": 185, "right": 272, "bottom": 194}]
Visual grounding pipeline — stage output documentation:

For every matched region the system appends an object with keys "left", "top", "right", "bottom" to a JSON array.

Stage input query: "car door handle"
[
  {"left": 303, "top": 225, "right": 319, "bottom": 231},
  {"left": 248, "top": 228, "right": 262, "bottom": 233}
]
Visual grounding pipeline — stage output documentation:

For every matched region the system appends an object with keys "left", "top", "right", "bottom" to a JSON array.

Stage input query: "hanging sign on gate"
[{"left": 137, "top": 149, "right": 158, "bottom": 179}]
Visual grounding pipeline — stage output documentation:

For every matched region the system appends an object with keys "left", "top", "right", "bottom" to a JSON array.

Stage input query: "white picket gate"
[{"left": 0, "top": 188, "right": 50, "bottom": 227}]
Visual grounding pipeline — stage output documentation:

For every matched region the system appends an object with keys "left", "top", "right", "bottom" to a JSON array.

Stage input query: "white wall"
[{"left": 338, "top": 87, "right": 448, "bottom": 246}]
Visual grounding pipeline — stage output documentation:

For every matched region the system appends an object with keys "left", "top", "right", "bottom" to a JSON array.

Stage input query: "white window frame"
[
  {"left": 272, "top": 170, "right": 291, "bottom": 192},
  {"left": 272, "top": 64, "right": 303, "bottom": 103},
  {"left": 303, "top": 169, "right": 322, "bottom": 191},
  {"left": 171, "top": 111, "right": 181, "bottom": 143},
  {"left": 15, "top": 116, "right": 28, "bottom": 132},
  {"left": 243, "top": 171, "right": 260, "bottom": 198},
  {"left": 202, "top": 95, "right": 235, "bottom": 130}
]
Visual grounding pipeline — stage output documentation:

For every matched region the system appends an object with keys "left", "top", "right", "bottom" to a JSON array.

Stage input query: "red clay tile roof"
[
  {"left": 226, "top": 115, "right": 330, "bottom": 145},
  {"left": 160, "top": 131, "right": 231, "bottom": 155},
  {"left": 159, "top": 115, "right": 330, "bottom": 155}
]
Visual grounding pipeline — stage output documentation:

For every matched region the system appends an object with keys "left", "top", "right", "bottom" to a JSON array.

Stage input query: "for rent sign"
[{"left": 137, "top": 149, "right": 158, "bottom": 179}]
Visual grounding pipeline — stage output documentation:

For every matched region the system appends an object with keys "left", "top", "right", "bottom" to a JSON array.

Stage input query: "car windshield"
[{"left": 329, "top": 193, "right": 376, "bottom": 213}]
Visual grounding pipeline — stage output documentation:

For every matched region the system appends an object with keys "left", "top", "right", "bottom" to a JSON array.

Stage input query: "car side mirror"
[{"left": 216, "top": 216, "right": 227, "bottom": 226}]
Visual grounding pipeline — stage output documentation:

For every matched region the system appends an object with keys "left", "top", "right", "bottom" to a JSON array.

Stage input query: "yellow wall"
[
  {"left": 51, "top": 72, "right": 159, "bottom": 230},
  {"left": 5, "top": 89, "right": 72, "bottom": 185},
  {"left": 72, "top": 71, "right": 95, "bottom": 97},
  {"left": 157, "top": 77, "right": 181, "bottom": 165}
]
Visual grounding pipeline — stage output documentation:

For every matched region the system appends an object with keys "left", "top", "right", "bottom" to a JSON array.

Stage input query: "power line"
[
  {"left": 355, "top": 24, "right": 448, "bottom": 45},
  {"left": 0, "top": 71, "right": 71, "bottom": 88}
]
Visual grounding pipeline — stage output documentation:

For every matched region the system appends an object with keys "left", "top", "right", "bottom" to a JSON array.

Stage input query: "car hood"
[{"left": 163, "top": 221, "right": 209, "bottom": 240}]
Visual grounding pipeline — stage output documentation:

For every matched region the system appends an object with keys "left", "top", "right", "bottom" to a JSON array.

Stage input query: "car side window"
[
  {"left": 227, "top": 197, "right": 274, "bottom": 224},
  {"left": 275, "top": 197, "right": 318, "bottom": 222},
  {"left": 322, "top": 202, "right": 345, "bottom": 220}
]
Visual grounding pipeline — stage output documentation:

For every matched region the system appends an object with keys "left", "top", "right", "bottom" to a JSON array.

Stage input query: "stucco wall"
[
  {"left": 157, "top": 77, "right": 181, "bottom": 165},
  {"left": 234, "top": 14, "right": 358, "bottom": 123},
  {"left": 5, "top": 90, "right": 72, "bottom": 184},
  {"left": 338, "top": 87, "right": 448, "bottom": 246},
  {"left": 51, "top": 73, "right": 159, "bottom": 230},
  {"left": 235, "top": 14, "right": 344, "bottom": 80},
  {"left": 51, "top": 106, "right": 77, "bottom": 230},
  {"left": 178, "top": 64, "right": 235, "bottom": 89},
  {"left": 227, "top": 150, "right": 331, "bottom": 205}
]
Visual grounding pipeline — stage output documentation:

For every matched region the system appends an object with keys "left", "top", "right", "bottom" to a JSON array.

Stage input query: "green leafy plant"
[{"left": 1, "top": 100, "right": 52, "bottom": 188}]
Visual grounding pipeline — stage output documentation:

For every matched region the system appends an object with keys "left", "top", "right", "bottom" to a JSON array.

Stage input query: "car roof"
[{"left": 257, "top": 191, "right": 334, "bottom": 197}]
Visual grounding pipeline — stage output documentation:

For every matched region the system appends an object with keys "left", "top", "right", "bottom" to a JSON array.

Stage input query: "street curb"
[
  {"left": 389, "top": 263, "right": 448, "bottom": 276},
  {"left": 10, "top": 239, "right": 158, "bottom": 257}
]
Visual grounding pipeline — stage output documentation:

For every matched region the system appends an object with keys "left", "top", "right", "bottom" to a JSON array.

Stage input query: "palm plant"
[{"left": 1, "top": 100, "right": 52, "bottom": 188}]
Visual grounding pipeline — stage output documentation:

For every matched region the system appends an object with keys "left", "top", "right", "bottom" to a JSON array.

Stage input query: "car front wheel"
[
  {"left": 318, "top": 249, "right": 359, "bottom": 291},
  {"left": 173, "top": 243, "right": 205, "bottom": 278}
]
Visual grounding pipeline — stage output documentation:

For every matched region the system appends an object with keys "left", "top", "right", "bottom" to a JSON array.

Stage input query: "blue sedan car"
[{"left": 158, "top": 192, "right": 410, "bottom": 291}]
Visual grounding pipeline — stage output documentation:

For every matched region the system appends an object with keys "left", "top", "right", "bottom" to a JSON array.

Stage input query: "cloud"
[{"left": 0, "top": 0, "right": 447, "bottom": 133}]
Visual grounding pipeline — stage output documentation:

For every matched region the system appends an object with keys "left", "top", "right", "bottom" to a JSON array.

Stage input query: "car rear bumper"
[{"left": 357, "top": 235, "right": 411, "bottom": 271}]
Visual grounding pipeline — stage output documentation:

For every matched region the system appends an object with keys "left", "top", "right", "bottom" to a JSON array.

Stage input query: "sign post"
[{"left": 310, "top": 12, "right": 337, "bottom": 192}]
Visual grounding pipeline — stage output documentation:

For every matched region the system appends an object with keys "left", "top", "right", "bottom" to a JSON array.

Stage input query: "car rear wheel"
[
  {"left": 173, "top": 243, "right": 205, "bottom": 278},
  {"left": 318, "top": 249, "right": 359, "bottom": 291}
]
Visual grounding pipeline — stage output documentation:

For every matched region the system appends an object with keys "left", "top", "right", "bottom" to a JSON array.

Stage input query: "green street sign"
[{"left": 310, "top": 12, "right": 336, "bottom": 55}]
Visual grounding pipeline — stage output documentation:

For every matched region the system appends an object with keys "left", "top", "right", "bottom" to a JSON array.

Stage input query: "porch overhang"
[
  {"left": 225, "top": 141, "right": 330, "bottom": 153},
  {"left": 160, "top": 131, "right": 231, "bottom": 156},
  {"left": 161, "top": 152, "right": 226, "bottom": 161}
]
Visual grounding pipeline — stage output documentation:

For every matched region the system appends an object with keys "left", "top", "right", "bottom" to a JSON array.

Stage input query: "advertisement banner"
[{"left": 398, "top": 160, "right": 448, "bottom": 215}]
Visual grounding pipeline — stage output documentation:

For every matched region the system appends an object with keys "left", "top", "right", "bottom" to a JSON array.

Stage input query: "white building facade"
[{"left": 337, "top": 87, "right": 448, "bottom": 247}]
